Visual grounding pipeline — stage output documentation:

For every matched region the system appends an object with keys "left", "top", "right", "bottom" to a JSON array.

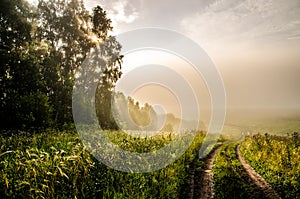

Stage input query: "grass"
[
  {"left": 0, "top": 130, "right": 206, "bottom": 198},
  {"left": 240, "top": 133, "right": 300, "bottom": 199},
  {"left": 222, "top": 118, "right": 300, "bottom": 138},
  {"left": 213, "top": 143, "right": 257, "bottom": 199}
]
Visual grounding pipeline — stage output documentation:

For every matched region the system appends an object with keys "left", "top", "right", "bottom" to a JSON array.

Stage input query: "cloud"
[
  {"left": 181, "top": 0, "right": 300, "bottom": 50},
  {"left": 87, "top": 0, "right": 217, "bottom": 32},
  {"left": 84, "top": 0, "right": 300, "bottom": 112},
  {"left": 86, "top": 0, "right": 139, "bottom": 32},
  {"left": 108, "top": 1, "right": 139, "bottom": 24}
]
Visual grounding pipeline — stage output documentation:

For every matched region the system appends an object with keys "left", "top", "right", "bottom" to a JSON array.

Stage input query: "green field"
[
  {"left": 240, "top": 133, "right": 300, "bottom": 199},
  {"left": 1, "top": 125, "right": 300, "bottom": 198},
  {"left": 221, "top": 118, "right": 300, "bottom": 140},
  {"left": 213, "top": 143, "right": 257, "bottom": 199},
  {"left": 0, "top": 130, "right": 206, "bottom": 198}
]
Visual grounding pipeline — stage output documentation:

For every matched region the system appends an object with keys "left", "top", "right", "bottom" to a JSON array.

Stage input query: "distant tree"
[
  {"left": 111, "top": 95, "right": 159, "bottom": 131},
  {"left": 162, "top": 123, "right": 174, "bottom": 133}
]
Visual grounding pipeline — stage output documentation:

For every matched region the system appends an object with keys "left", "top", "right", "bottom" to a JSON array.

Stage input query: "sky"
[
  {"left": 85, "top": 0, "right": 300, "bottom": 117},
  {"left": 27, "top": 0, "right": 300, "bottom": 120}
]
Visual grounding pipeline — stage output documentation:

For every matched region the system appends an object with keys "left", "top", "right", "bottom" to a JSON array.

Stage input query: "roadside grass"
[
  {"left": 240, "top": 133, "right": 300, "bottom": 199},
  {"left": 213, "top": 143, "right": 256, "bottom": 199}
]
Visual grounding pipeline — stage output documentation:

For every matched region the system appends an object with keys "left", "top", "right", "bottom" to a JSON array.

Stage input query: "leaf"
[
  {"left": 0, "top": 151, "right": 14, "bottom": 157},
  {"left": 3, "top": 174, "right": 9, "bottom": 188},
  {"left": 57, "top": 166, "right": 69, "bottom": 179}
]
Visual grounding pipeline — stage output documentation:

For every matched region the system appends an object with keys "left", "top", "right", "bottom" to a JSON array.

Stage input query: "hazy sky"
[
  {"left": 27, "top": 0, "right": 300, "bottom": 118},
  {"left": 83, "top": 0, "right": 300, "bottom": 115}
]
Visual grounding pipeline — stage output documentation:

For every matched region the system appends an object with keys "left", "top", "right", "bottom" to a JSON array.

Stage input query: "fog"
[
  {"left": 87, "top": 0, "right": 300, "bottom": 122},
  {"left": 83, "top": 1, "right": 300, "bottom": 119}
]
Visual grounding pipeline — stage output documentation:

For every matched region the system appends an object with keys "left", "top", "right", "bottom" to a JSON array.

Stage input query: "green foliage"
[
  {"left": 0, "top": 131, "right": 95, "bottom": 198},
  {"left": 0, "top": 0, "right": 32, "bottom": 49},
  {"left": 104, "top": 131, "right": 174, "bottom": 153},
  {"left": 0, "top": 0, "right": 53, "bottom": 129},
  {"left": 240, "top": 134, "right": 300, "bottom": 199},
  {"left": 213, "top": 143, "right": 257, "bottom": 199},
  {"left": 37, "top": 0, "right": 123, "bottom": 128},
  {"left": 0, "top": 0, "right": 123, "bottom": 131},
  {"left": 0, "top": 130, "right": 205, "bottom": 198}
]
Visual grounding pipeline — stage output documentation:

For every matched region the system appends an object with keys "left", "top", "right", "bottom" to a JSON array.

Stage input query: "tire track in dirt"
[
  {"left": 186, "top": 146, "right": 220, "bottom": 199},
  {"left": 236, "top": 145, "right": 281, "bottom": 199}
]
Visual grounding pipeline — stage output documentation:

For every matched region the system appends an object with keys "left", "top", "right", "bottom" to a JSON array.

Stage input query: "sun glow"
[{"left": 88, "top": 34, "right": 102, "bottom": 44}]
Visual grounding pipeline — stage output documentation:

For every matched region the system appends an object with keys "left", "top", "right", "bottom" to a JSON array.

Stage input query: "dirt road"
[
  {"left": 186, "top": 146, "right": 220, "bottom": 199},
  {"left": 185, "top": 143, "right": 281, "bottom": 199}
]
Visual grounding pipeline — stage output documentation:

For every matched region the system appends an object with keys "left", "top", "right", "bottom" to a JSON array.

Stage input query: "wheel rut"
[
  {"left": 186, "top": 146, "right": 220, "bottom": 199},
  {"left": 236, "top": 145, "right": 281, "bottom": 199},
  {"left": 186, "top": 142, "right": 281, "bottom": 199}
]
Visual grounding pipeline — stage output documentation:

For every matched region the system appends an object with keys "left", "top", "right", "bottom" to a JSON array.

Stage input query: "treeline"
[
  {"left": 112, "top": 92, "right": 158, "bottom": 131},
  {"left": 0, "top": 0, "right": 123, "bottom": 131}
]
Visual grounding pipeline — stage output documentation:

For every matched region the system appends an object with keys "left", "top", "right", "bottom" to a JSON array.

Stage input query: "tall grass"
[
  {"left": 213, "top": 143, "right": 255, "bottom": 199},
  {"left": 240, "top": 133, "right": 300, "bottom": 199},
  {"left": 1, "top": 130, "right": 205, "bottom": 198}
]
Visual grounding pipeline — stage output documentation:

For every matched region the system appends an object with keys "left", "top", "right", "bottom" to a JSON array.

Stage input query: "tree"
[
  {"left": 0, "top": 0, "right": 123, "bottom": 130},
  {"left": 0, "top": 0, "right": 52, "bottom": 130},
  {"left": 36, "top": 0, "right": 123, "bottom": 128}
]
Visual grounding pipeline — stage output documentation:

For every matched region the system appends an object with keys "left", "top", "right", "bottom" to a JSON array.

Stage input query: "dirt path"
[
  {"left": 185, "top": 142, "right": 281, "bottom": 199},
  {"left": 236, "top": 145, "right": 282, "bottom": 199},
  {"left": 186, "top": 146, "right": 220, "bottom": 199}
]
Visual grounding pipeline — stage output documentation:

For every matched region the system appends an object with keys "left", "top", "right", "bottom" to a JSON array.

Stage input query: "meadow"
[
  {"left": 0, "top": 130, "right": 205, "bottom": 198},
  {"left": 240, "top": 133, "right": 300, "bottom": 199},
  {"left": 213, "top": 143, "right": 257, "bottom": 199},
  {"left": 1, "top": 120, "right": 299, "bottom": 198}
]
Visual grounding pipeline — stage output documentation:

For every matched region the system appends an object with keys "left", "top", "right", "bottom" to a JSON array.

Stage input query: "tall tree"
[
  {"left": 36, "top": 1, "right": 123, "bottom": 128},
  {"left": 0, "top": 0, "right": 52, "bottom": 130},
  {"left": 0, "top": 0, "right": 123, "bottom": 130}
]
